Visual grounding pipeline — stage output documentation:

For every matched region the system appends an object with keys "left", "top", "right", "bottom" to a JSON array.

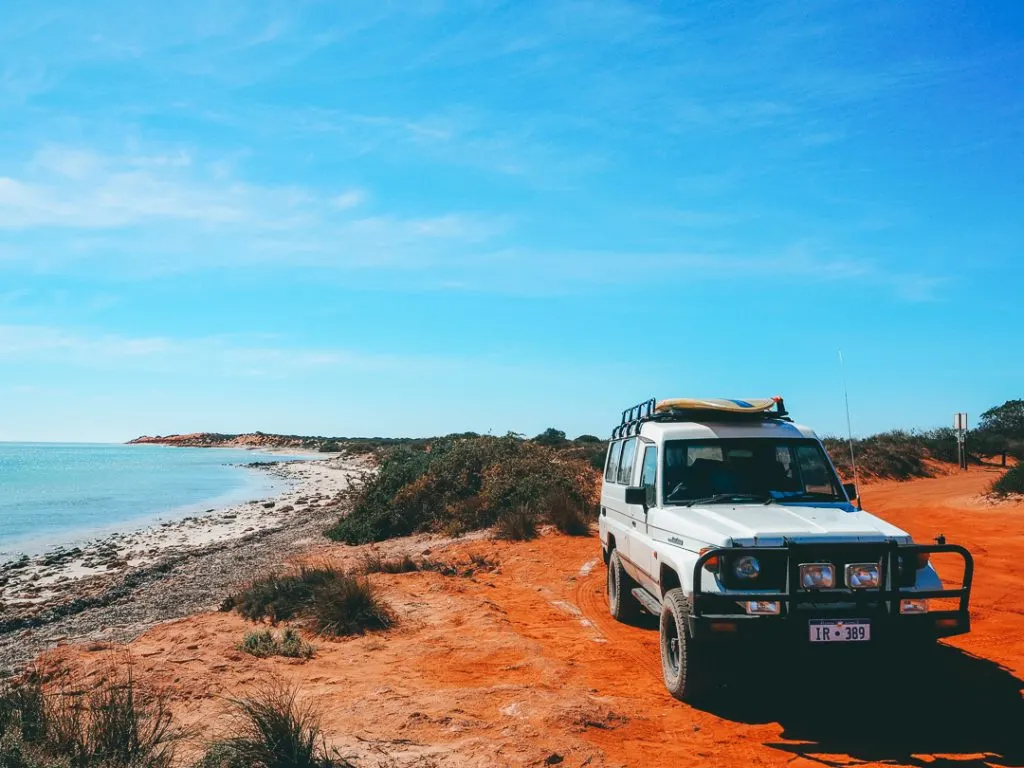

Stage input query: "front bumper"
[{"left": 689, "top": 542, "right": 973, "bottom": 644}]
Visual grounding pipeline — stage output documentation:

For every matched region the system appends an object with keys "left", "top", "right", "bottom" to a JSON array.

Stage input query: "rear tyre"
[
  {"left": 660, "top": 588, "right": 709, "bottom": 703},
  {"left": 607, "top": 549, "right": 641, "bottom": 622}
]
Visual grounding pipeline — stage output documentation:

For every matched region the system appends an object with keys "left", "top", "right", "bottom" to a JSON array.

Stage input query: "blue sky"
[{"left": 1, "top": 1, "right": 1022, "bottom": 442}]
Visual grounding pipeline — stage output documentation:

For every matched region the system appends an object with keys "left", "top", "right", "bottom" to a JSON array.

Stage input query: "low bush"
[
  {"left": 226, "top": 567, "right": 392, "bottom": 637},
  {"left": 0, "top": 661, "right": 180, "bottom": 768},
  {"left": 493, "top": 505, "right": 538, "bottom": 541},
  {"left": 824, "top": 431, "right": 932, "bottom": 480},
  {"left": 325, "top": 434, "right": 599, "bottom": 545},
  {"left": 992, "top": 463, "right": 1024, "bottom": 496},
  {"left": 238, "top": 629, "right": 315, "bottom": 660},
  {"left": 360, "top": 553, "right": 419, "bottom": 574},
  {"left": 544, "top": 491, "right": 592, "bottom": 536},
  {"left": 418, "top": 552, "right": 499, "bottom": 578},
  {"left": 194, "top": 682, "right": 353, "bottom": 768},
  {"left": 311, "top": 577, "right": 393, "bottom": 637},
  {"left": 226, "top": 566, "right": 343, "bottom": 624},
  {"left": 822, "top": 427, "right": 1011, "bottom": 480}
]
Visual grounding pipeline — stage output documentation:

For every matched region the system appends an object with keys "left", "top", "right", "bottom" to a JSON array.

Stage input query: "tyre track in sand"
[{"left": 569, "top": 559, "right": 664, "bottom": 685}]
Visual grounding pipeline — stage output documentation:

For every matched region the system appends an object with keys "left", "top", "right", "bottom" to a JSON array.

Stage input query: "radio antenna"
[{"left": 839, "top": 350, "right": 862, "bottom": 509}]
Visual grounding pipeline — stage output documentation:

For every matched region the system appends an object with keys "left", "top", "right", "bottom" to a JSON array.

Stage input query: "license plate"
[{"left": 808, "top": 619, "right": 870, "bottom": 643}]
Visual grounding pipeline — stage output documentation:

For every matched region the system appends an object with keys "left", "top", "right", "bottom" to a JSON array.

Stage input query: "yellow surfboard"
[{"left": 654, "top": 398, "right": 779, "bottom": 414}]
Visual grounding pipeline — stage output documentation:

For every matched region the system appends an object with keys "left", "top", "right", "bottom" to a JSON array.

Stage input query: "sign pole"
[{"left": 953, "top": 412, "right": 968, "bottom": 470}]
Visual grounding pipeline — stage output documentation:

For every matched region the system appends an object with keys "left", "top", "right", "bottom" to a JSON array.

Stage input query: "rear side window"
[
  {"left": 640, "top": 446, "right": 658, "bottom": 490},
  {"left": 605, "top": 441, "right": 623, "bottom": 482},
  {"left": 617, "top": 437, "right": 637, "bottom": 485}
]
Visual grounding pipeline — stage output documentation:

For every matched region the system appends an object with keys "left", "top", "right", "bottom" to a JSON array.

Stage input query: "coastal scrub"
[
  {"left": 224, "top": 567, "right": 393, "bottom": 637},
  {"left": 992, "top": 463, "right": 1024, "bottom": 496},
  {"left": 325, "top": 434, "right": 599, "bottom": 544},
  {"left": 0, "top": 660, "right": 181, "bottom": 767}
]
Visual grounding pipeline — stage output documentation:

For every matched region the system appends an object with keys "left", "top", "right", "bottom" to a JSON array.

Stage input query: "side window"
[
  {"left": 604, "top": 441, "right": 623, "bottom": 482},
  {"left": 640, "top": 446, "right": 658, "bottom": 504},
  {"left": 617, "top": 437, "right": 637, "bottom": 485}
]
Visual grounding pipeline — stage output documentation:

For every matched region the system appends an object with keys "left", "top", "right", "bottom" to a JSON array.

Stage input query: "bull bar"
[{"left": 689, "top": 541, "right": 973, "bottom": 640}]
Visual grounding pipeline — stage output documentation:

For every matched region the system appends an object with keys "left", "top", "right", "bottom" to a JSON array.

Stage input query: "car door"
[
  {"left": 628, "top": 442, "right": 660, "bottom": 593},
  {"left": 601, "top": 440, "right": 631, "bottom": 567}
]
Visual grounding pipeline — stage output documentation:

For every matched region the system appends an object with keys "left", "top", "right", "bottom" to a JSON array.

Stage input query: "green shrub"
[
  {"left": 326, "top": 434, "right": 597, "bottom": 544},
  {"left": 493, "top": 505, "right": 538, "bottom": 541},
  {"left": 238, "top": 630, "right": 315, "bottom": 660},
  {"left": 194, "top": 682, "right": 353, "bottom": 768},
  {"left": 0, "top": 662, "right": 180, "bottom": 768},
  {"left": 238, "top": 631, "right": 277, "bottom": 659},
  {"left": 324, "top": 446, "right": 434, "bottom": 543},
  {"left": 532, "top": 428, "right": 567, "bottom": 446},
  {"left": 226, "top": 568, "right": 392, "bottom": 637},
  {"left": 992, "top": 464, "right": 1024, "bottom": 496}
]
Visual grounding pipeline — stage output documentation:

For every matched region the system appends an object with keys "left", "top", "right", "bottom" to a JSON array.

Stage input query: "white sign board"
[{"left": 954, "top": 412, "right": 968, "bottom": 432}]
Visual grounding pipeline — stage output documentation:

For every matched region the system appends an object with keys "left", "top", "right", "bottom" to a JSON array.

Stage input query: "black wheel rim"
[{"left": 664, "top": 616, "right": 681, "bottom": 675}]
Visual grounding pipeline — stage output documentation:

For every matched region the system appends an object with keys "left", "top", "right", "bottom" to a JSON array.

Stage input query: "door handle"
[{"left": 631, "top": 521, "right": 636, "bottom": 527}]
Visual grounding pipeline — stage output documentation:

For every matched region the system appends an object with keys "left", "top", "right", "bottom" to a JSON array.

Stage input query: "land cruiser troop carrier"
[{"left": 598, "top": 397, "right": 973, "bottom": 702}]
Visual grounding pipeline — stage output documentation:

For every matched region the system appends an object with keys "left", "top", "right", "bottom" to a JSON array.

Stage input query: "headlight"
[
  {"left": 845, "top": 562, "right": 880, "bottom": 589},
  {"left": 799, "top": 563, "right": 835, "bottom": 589},
  {"left": 733, "top": 555, "right": 760, "bottom": 580}
]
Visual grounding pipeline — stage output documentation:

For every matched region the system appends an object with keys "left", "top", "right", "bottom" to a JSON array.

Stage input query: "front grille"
[{"left": 718, "top": 543, "right": 914, "bottom": 592}]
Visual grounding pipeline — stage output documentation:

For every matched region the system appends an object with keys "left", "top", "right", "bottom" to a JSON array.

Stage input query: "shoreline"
[
  {"left": 0, "top": 461, "right": 288, "bottom": 562},
  {"left": 0, "top": 443, "right": 335, "bottom": 563},
  {"left": 0, "top": 453, "right": 371, "bottom": 674}
]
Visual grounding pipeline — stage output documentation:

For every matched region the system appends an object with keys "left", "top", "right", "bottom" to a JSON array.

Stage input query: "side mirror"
[
  {"left": 625, "top": 486, "right": 648, "bottom": 509},
  {"left": 843, "top": 482, "right": 858, "bottom": 502}
]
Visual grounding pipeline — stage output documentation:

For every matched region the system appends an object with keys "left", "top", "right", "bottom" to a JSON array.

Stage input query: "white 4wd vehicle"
[{"left": 599, "top": 397, "right": 973, "bottom": 702}]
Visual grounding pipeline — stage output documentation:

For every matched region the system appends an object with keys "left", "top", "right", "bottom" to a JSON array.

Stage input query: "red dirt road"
[{"left": 50, "top": 466, "right": 1024, "bottom": 767}]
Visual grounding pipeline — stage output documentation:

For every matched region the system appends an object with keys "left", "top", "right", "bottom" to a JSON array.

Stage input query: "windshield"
[{"left": 662, "top": 438, "right": 845, "bottom": 505}]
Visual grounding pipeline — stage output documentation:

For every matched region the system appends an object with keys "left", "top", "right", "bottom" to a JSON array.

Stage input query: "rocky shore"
[
  {"left": 127, "top": 432, "right": 339, "bottom": 451},
  {"left": 0, "top": 455, "right": 371, "bottom": 675}
]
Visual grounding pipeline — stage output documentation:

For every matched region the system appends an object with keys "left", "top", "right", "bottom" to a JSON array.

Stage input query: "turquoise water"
[{"left": 0, "top": 443, "right": 309, "bottom": 559}]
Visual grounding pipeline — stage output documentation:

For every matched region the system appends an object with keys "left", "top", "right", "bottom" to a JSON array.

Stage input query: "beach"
[{"left": 0, "top": 453, "right": 370, "bottom": 674}]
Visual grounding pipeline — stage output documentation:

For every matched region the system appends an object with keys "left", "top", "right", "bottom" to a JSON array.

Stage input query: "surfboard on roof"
[{"left": 654, "top": 398, "right": 779, "bottom": 414}]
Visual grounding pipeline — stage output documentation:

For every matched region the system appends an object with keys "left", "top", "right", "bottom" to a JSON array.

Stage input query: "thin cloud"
[
  {"left": 331, "top": 188, "right": 367, "bottom": 210},
  {"left": 0, "top": 324, "right": 447, "bottom": 376},
  {"left": 0, "top": 147, "right": 307, "bottom": 230}
]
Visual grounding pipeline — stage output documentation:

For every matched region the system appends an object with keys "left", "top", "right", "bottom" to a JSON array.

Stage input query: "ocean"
[{"left": 0, "top": 443, "right": 309, "bottom": 559}]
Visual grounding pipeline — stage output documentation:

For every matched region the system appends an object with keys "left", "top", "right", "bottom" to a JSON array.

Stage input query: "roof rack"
[{"left": 610, "top": 396, "right": 791, "bottom": 439}]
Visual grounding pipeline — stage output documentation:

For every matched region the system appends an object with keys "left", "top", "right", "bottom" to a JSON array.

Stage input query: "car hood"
[{"left": 668, "top": 502, "right": 909, "bottom": 546}]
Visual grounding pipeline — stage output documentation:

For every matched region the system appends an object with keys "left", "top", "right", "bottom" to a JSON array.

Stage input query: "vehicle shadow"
[{"left": 701, "top": 644, "right": 1024, "bottom": 767}]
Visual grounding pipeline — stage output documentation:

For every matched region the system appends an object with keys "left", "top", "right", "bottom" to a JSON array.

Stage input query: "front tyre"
[
  {"left": 660, "top": 588, "right": 709, "bottom": 703},
  {"left": 607, "top": 549, "right": 641, "bottom": 622}
]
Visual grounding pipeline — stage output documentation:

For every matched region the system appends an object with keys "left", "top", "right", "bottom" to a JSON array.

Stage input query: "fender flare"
[{"left": 654, "top": 545, "right": 699, "bottom": 598}]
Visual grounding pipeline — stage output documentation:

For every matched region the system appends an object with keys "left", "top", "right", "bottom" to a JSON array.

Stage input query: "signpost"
[{"left": 954, "top": 412, "right": 968, "bottom": 470}]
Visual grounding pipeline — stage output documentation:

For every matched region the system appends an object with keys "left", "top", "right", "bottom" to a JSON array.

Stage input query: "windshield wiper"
[{"left": 681, "top": 493, "right": 769, "bottom": 507}]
